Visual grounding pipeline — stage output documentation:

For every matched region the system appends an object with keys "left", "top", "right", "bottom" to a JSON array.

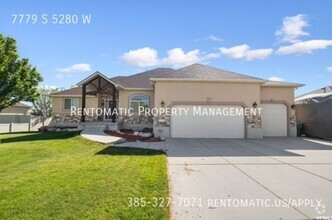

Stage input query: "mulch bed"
[{"left": 105, "top": 130, "right": 162, "bottom": 142}]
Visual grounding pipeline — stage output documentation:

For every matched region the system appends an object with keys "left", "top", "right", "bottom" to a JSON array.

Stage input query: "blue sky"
[{"left": 1, "top": 0, "right": 331, "bottom": 95}]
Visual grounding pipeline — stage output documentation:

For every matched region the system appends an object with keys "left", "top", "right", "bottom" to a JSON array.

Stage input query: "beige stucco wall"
[
  {"left": 153, "top": 81, "right": 297, "bottom": 138},
  {"left": 51, "top": 96, "right": 98, "bottom": 114},
  {"left": 260, "top": 87, "right": 295, "bottom": 105},
  {"left": 118, "top": 90, "right": 154, "bottom": 109},
  {"left": 51, "top": 90, "right": 154, "bottom": 114},
  {"left": 154, "top": 81, "right": 261, "bottom": 108},
  {"left": 50, "top": 86, "right": 295, "bottom": 114},
  {"left": 0, "top": 106, "right": 30, "bottom": 115}
]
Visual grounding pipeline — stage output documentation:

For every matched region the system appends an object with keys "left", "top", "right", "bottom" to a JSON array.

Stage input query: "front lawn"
[{"left": 0, "top": 132, "right": 169, "bottom": 219}]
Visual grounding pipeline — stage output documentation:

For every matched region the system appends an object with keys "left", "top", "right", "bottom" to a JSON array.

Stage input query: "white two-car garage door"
[
  {"left": 261, "top": 104, "right": 287, "bottom": 137},
  {"left": 170, "top": 105, "right": 245, "bottom": 138}
]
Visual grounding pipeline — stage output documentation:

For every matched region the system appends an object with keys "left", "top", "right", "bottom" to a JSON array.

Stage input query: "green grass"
[{"left": 0, "top": 132, "right": 169, "bottom": 219}]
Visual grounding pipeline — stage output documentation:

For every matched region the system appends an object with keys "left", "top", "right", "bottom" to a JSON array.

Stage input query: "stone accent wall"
[
  {"left": 100, "top": 88, "right": 119, "bottom": 109},
  {"left": 154, "top": 114, "right": 260, "bottom": 128},
  {"left": 52, "top": 114, "right": 98, "bottom": 126},
  {"left": 53, "top": 114, "right": 80, "bottom": 124},
  {"left": 154, "top": 114, "right": 170, "bottom": 127},
  {"left": 118, "top": 115, "right": 153, "bottom": 125},
  {"left": 246, "top": 115, "right": 261, "bottom": 128},
  {"left": 290, "top": 115, "right": 296, "bottom": 127}
]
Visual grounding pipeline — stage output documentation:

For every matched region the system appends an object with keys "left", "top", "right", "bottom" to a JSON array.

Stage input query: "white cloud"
[
  {"left": 276, "top": 14, "right": 308, "bottom": 43},
  {"left": 246, "top": 49, "right": 274, "bottom": 60},
  {"left": 121, "top": 43, "right": 274, "bottom": 68},
  {"left": 268, "top": 76, "right": 285, "bottom": 81},
  {"left": 276, "top": 39, "right": 332, "bottom": 55},
  {"left": 220, "top": 44, "right": 249, "bottom": 59},
  {"left": 56, "top": 63, "right": 91, "bottom": 73},
  {"left": 55, "top": 63, "right": 91, "bottom": 78},
  {"left": 207, "top": 35, "right": 223, "bottom": 42},
  {"left": 162, "top": 48, "right": 201, "bottom": 68},
  {"left": 121, "top": 47, "right": 204, "bottom": 68},
  {"left": 327, "top": 67, "right": 332, "bottom": 73},
  {"left": 195, "top": 35, "right": 223, "bottom": 42},
  {"left": 219, "top": 44, "right": 273, "bottom": 60},
  {"left": 201, "top": 52, "right": 221, "bottom": 61},
  {"left": 121, "top": 47, "right": 159, "bottom": 67}
]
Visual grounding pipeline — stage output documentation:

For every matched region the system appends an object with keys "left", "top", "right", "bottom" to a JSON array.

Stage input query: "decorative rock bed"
[
  {"left": 38, "top": 126, "right": 81, "bottom": 132},
  {"left": 105, "top": 129, "right": 162, "bottom": 142}
]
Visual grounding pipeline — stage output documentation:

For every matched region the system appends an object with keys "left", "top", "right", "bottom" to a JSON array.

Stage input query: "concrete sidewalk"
[
  {"left": 81, "top": 128, "right": 166, "bottom": 151},
  {"left": 80, "top": 129, "right": 125, "bottom": 145}
]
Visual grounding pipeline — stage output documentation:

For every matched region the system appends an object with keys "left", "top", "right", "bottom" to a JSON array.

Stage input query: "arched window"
[{"left": 129, "top": 94, "right": 150, "bottom": 113}]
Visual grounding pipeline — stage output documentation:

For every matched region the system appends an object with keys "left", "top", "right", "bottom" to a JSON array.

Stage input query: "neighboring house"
[
  {"left": 295, "top": 86, "right": 332, "bottom": 140},
  {"left": 49, "top": 63, "right": 304, "bottom": 139},
  {"left": 0, "top": 102, "right": 32, "bottom": 133},
  {"left": 0, "top": 102, "right": 31, "bottom": 116},
  {"left": 0, "top": 102, "right": 31, "bottom": 123}
]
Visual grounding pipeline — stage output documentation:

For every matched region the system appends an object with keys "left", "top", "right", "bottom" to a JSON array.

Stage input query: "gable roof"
[
  {"left": 76, "top": 71, "right": 118, "bottom": 87},
  {"left": 151, "top": 63, "right": 264, "bottom": 82}
]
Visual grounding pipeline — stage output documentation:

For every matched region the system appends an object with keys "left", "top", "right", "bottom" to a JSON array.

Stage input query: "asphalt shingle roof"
[
  {"left": 49, "top": 87, "right": 82, "bottom": 96},
  {"left": 296, "top": 86, "right": 332, "bottom": 99},
  {"left": 49, "top": 64, "right": 303, "bottom": 96},
  {"left": 157, "top": 64, "right": 263, "bottom": 81},
  {"left": 110, "top": 68, "right": 174, "bottom": 88}
]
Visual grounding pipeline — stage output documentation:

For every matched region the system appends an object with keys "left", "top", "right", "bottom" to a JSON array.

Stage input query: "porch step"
[
  {"left": 84, "top": 124, "right": 107, "bottom": 131},
  {"left": 79, "top": 122, "right": 118, "bottom": 131}
]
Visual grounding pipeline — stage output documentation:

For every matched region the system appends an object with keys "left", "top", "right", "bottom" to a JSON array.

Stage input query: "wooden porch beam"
[
  {"left": 84, "top": 75, "right": 99, "bottom": 86},
  {"left": 100, "top": 82, "right": 111, "bottom": 91},
  {"left": 112, "top": 85, "right": 116, "bottom": 123},
  {"left": 85, "top": 91, "right": 97, "bottom": 95},
  {"left": 81, "top": 84, "right": 86, "bottom": 122},
  {"left": 89, "top": 83, "right": 98, "bottom": 91},
  {"left": 98, "top": 76, "right": 101, "bottom": 90}
]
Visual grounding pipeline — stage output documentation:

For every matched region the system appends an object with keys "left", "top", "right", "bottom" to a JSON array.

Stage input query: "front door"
[{"left": 104, "top": 99, "right": 112, "bottom": 121}]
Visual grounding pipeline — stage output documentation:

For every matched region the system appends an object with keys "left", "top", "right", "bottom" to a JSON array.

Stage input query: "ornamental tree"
[{"left": 0, "top": 34, "right": 43, "bottom": 111}]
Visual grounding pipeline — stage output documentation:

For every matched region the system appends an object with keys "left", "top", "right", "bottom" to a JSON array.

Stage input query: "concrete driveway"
[{"left": 166, "top": 138, "right": 332, "bottom": 220}]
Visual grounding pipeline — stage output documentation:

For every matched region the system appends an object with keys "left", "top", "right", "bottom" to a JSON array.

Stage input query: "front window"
[
  {"left": 64, "top": 98, "right": 80, "bottom": 110},
  {"left": 129, "top": 95, "right": 149, "bottom": 113}
]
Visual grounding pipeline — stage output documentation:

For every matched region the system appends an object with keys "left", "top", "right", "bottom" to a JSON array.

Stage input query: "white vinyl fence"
[
  {"left": 0, "top": 124, "right": 11, "bottom": 133},
  {"left": 0, "top": 123, "right": 30, "bottom": 133},
  {"left": 0, "top": 116, "right": 52, "bottom": 133}
]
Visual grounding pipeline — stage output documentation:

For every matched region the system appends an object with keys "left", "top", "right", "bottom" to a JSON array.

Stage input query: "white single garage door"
[
  {"left": 170, "top": 105, "right": 245, "bottom": 138},
  {"left": 261, "top": 104, "right": 287, "bottom": 137}
]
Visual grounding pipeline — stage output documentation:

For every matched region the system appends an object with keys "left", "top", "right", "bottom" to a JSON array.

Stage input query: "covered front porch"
[{"left": 77, "top": 71, "right": 119, "bottom": 123}]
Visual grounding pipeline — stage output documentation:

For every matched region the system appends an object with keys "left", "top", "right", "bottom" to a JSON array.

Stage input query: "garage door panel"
[
  {"left": 261, "top": 104, "right": 287, "bottom": 137},
  {"left": 171, "top": 105, "right": 245, "bottom": 138}
]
